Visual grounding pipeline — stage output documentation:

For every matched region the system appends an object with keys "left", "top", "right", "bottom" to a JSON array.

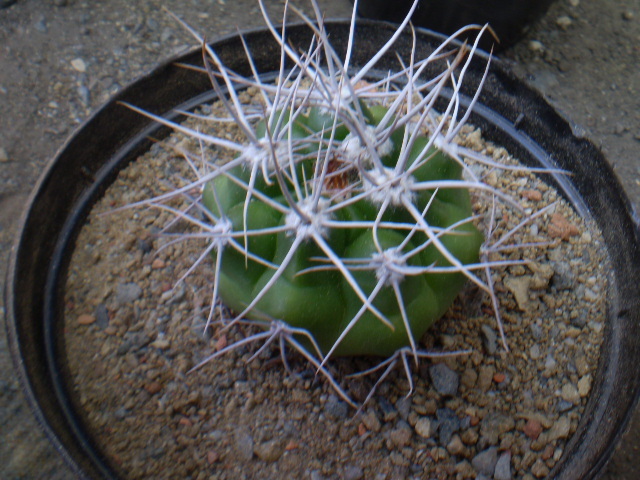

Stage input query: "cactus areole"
[{"left": 202, "top": 102, "right": 484, "bottom": 358}]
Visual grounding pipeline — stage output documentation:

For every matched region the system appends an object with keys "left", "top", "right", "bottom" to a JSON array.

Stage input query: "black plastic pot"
[
  {"left": 5, "top": 20, "right": 640, "bottom": 480},
  {"left": 354, "top": 0, "right": 556, "bottom": 50}
]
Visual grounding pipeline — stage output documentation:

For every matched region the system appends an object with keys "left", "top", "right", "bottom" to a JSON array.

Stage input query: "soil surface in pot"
[{"left": 62, "top": 97, "right": 609, "bottom": 480}]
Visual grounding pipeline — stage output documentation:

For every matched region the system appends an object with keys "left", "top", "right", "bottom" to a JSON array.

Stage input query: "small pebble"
[
  {"left": 480, "top": 413, "right": 515, "bottom": 446},
  {"left": 522, "top": 189, "right": 542, "bottom": 201},
  {"left": 578, "top": 375, "right": 592, "bottom": 397},
  {"left": 556, "top": 15, "right": 572, "bottom": 29},
  {"left": 529, "top": 344, "right": 541, "bottom": 360},
  {"left": 493, "top": 372, "right": 506, "bottom": 384},
  {"left": 34, "top": 16, "right": 48, "bottom": 33},
  {"left": 144, "top": 382, "right": 162, "bottom": 395},
  {"left": 523, "top": 419, "right": 543, "bottom": 440},
  {"left": 310, "top": 471, "right": 325, "bottom": 480},
  {"left": 529, "top": 40, "right": 544, "bottom": 53},
  {"left": 481, "top": 325, "right": 498, "bottom": 354},
  {"left": 0, "top": 147, "right": 9, "bottom": 162},
  {"left": 78, "top": 84, "right": 90, "bottom": 106},
  {"left": 234, "top": 431, "right": 254, "bottom": 461},
  {"left": 71, "top": 58, "right": 87, "bottom": 72},
  {"left": 415, "top": 417, "right": 432, "bottom": 438},
  {"left": 324, "top": 396, "right": 348, "bottom": 420},
  {"left": 116, "top": 282, "right": 142, "bottom": 304},
  {"left": 343, "top": 465, "right": 363, "bottom": 480},
  {"left": 494, "top": 451, "right": 512, "bottom": 480},
  {"left": 77, "top": 313, "right": 96, "bottom": 325},
  {"left": 446, "top": 434, "right": 465, "bottom": 455},
  {"left": 478, "top": 365, "right": 495, "bottom": 392},
  {"left": 472, "top": 446, "right": 498, "bottom": 476},
  {"left": 95, "top": 304, "right": 110, "bottom": 329},
  {"left": 531, "top": 458, "right": 550, "bottom": 478},
  {"left": 560, "top": 383, "right": 580, "bottom": 405},
  {"left": 253, "top": 439, "right": 284, "bottom": 462},
  {"left": 437, "top": 408, "right": 461, "bottom": 445},
  {"left": 206, "top": 450, "right": 220, "bottom": 464},
  {"left": 390, "top": 422, "right": 412, "bottom": 448},
  {"left": 152, "top": 258, "right": 166, "bottom": 269},
  {"left": 429, "top": 363, "right": 459, "bottom": 396},
  {"left": 361, "top": 411, "right": 381, "bottom": 433},
  {"left": 547, "top": 416, "right": 571, "bottom": 442},
  {"left": 461, "top": 368, "right": 478, "bottom": 389}
]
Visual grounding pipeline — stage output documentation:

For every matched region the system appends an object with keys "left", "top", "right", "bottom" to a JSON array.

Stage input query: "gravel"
[{"left": 59, "top": 96, "right": 610, "bottom": 478}]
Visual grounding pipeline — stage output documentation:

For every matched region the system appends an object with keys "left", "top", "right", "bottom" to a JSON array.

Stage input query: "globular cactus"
[
  {"left": 203, "top": 102, "right": 484, "bottom": 359},
  {"left": 126, "top": 0, "right": 533, "bottom": 405}
]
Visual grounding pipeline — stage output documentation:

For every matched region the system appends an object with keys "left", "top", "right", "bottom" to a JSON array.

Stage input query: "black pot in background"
[
  {"left": 354, "top": 0, "right": 556, "bottom": 50},
  {"left": 5, "top": 19, "right": 640, "bottom": 480}
]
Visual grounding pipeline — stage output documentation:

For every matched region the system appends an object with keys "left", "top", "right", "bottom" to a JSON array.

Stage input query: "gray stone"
[
  {"left": 436, "top": 408, "right": 461, "bottom": 445},
  {"left": 253, "top": 439, "right": 284, "bottom": 462},
  {"left": 551, "top": 261, "right": 576, "bottom": 290},
  {"left": 234, "top": 430, "right": 254, "bottom": 461},
  {"left": 472, "top": 446, "right": 498, "bottom": 476},
  {"left": 95, "top": 303, "right": 110, "bottom": 329},
  {"left": 34, "top": 16, "right": 47, "bottom": 33},
  {"left": 378, "top": 396, "right": 398, "bottom": 422},
  {"left": 78, "top": 84, "right": 91, "bottom": 106},
  {"left": 557, "top": 399, "right": 573, "bottom": 412},
  {"left": 429, "top": 363, "right": 459, "bottom": 396},
  {"left": 116, "top": 282, "right": 142, "bottom": 304},
  {"left": 310, "top": 471, "right": 325, "bottom": 480},
  {"left": 481, "top": 325, "right": 498, "bottom": 354},
  {"left": 530, "top": 324, "right": 543, "bottom": 340},
  {"left": 494, "top": 451, "right": 512, "bottom": 480},
  {"left": 324, "top": 395, "right": 348, "bottom": 420},
  {"left": 116, "top": 332, "right": 151, "bottom": 355},
  {"left": 395, "top": 396, "right": 411, "bottom": 421},
  {"left": 343, "top": 464, "right": 364, "bottom": 480},
  {"left": 544, "top": 354, "right": 557, "bottom": 370}
]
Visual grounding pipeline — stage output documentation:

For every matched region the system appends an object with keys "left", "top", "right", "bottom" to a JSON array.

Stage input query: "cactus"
[
  {"left": 201, "top": 100, "right": 484, "bottom": 359},
  {"left": 124, "top": 0, "right": 550, "bottom": 406}
]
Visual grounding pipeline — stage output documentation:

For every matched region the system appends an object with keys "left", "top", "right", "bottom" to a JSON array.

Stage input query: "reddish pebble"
[
  {"left": 470, "top": 416, "right": 480, "bottom": 427},
  {"left": 358, "top": 423, "right": 367, "bottom": 436},
  {"left": 493, "top": 372, "right": 506, "bottom": 383},
  {"left": 207, "top": 450, "right": 220, "bottom": 464},
  {"left": 285, "top": 441, "right": 299, "bottom": 451},
  {"left": 151, "top": 258, "right": 166, "bottom": 269},
  {"left": 77, "top": 314, "right": 96, "bottom": 325},
  {"left": 548, "top": 213, "right": 580, "bottom": 240},
  {"left": 523, "top": 419, "right": 543, "bottom": 440},
  {"left": 144, "top": 382, "right": 162, "bottom": 394},
  {"left": 215, "top": 334, "right": 228, "bottom": 351},
  {"left": 161, "top": 282, "right": 172, "bottom": 292},
  {"left": 522, "top": 189, "right": 543, "bottom": 201},
  {"left": 179, "top": 417, "right": 192, "bottom": 427}
]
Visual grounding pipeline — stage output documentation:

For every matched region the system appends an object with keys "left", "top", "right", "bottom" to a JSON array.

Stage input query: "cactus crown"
[{"left": 124, "top": 0, "right": 551, "bottom": 406}]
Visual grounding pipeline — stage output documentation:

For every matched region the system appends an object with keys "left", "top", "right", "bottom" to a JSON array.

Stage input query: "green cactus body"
[{"left": 202, "top": 103, "right": 483, "bottom": 357}]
